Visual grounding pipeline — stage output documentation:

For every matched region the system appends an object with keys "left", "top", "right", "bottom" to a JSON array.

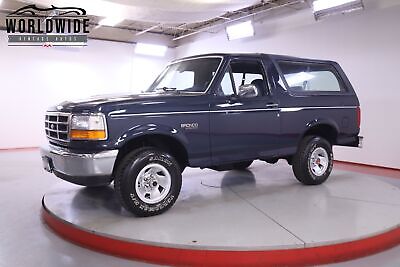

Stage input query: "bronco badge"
[{"left": 180, "top": 123, "right": 199, "bottom": 130}]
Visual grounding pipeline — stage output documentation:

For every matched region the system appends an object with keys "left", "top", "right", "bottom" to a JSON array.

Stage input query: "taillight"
[{"left": 356, "top": 106, "right": 361, "bottom": 129}]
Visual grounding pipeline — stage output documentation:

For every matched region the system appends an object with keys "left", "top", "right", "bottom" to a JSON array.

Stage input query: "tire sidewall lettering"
[
  {"left": 129, "top": 194, "right": 175, "bottom": 212},
  {"left": 121, "top": 150, "right": 181, "bottom": 215},
  {"left": 149, "top": 155, "right": 172, "bottom": 166}
]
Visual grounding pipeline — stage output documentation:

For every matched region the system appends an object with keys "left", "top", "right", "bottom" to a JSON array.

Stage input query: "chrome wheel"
[
  {"left": 309, "top": 147, "right": 329, "bottom": 177},
  {"left": 135, "top": 163, "right": 171, "bottom": 204}
]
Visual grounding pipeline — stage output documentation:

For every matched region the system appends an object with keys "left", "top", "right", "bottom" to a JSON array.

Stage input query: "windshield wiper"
[
  {"left": 156, "top": 87, "right": 177, "bottom": 92},
  {"left": 154, "top": 87, "right": 181, "bottom": 94}
]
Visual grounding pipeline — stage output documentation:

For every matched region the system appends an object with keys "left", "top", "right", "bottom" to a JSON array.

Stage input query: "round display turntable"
[{"left": 42, "top": 161, "right": 400, "bottom": 266}]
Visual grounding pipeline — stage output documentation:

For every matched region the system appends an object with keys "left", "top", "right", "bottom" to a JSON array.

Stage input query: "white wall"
[
  {"left": 0, "top": 32, "right": 173, "bottom": 149},
  {"left": 176, "top": 1, "right": 400, "bottom": 169}
]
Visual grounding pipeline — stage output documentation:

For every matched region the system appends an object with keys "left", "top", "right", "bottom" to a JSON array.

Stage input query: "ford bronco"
[{"left": 41, "top": 53, "right": 362, "bottom": 216}]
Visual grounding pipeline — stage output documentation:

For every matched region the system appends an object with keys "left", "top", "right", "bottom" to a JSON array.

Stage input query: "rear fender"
[{"left": 300, "top": 118, "right": 340, "bottom": 145}]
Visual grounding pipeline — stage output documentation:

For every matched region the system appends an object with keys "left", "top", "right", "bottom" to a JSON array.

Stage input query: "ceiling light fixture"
[
  {"left": 98, "top": 17, "right": 124, "bottom": 27},
  {"left": 135, "top": 43, "right": 167, "bottom": 57},
  {"left": 313, "top": 0, "right": 364, "bottom": 20},
  {"left": 226, "top": 20, "right": 254, "bottom": 41}
]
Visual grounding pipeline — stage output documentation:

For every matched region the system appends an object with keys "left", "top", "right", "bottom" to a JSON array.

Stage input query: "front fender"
[{"left": 113, "top": 123, "right": 189, "bottom": 148}]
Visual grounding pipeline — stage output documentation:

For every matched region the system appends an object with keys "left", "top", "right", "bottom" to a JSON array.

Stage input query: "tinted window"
[
  {"left": 278, "top": 61, "right": 343, "bottom": 92},
  {"left": 231, "top": 73, "right": 264, "bottom": 89},
  {"left": 230, "top": 60, "right": 268, "bottom": 96},
  {"left": 147, "top": 58, "right": 221, "bottom": 93}
]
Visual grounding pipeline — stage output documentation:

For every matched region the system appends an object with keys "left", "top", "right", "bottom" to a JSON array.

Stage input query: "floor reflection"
[
  {"left": 221, "top": 170, "right": 256, "bottom": 188},
  {"left": 71, "top": 186, "right": 123, "bottom": 215}
]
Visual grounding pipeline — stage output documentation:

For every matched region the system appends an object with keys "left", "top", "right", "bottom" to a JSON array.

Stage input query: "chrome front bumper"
[{"left": 40, "top": 144, "right": 118, "bottom": 186}]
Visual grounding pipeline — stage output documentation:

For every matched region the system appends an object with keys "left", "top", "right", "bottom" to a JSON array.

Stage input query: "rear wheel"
[
  {"left": 114, "top": 147, "right": 182, "bottom": 217},
  {"left": 292, "top": 135, "right": 333, "bottom": 185},
  {"left": 232, "top": 160, "right": 253, "bottom": 170}
]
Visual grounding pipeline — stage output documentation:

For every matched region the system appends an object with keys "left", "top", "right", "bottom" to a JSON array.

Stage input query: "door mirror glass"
[{"left": 238, "top": 84, "right": 259, "bottom": 98}]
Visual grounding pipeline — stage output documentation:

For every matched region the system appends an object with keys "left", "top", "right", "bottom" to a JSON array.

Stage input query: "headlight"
[{"left": 70, "top": 114, "right": 107, "bottom": 140}]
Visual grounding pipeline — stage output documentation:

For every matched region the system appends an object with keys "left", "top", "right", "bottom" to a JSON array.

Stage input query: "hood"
[{"left": 49, "top": 92, "right": 197, "bottom": 113}]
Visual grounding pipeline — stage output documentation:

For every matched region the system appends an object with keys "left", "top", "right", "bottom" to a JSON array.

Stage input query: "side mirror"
[{"left": 238, "top": 84, "right": 259, "bottom": 98}]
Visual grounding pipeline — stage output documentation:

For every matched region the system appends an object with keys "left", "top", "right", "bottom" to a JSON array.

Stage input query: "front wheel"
[
  {"left": 114, "top": 148, "right": 182, "bottom": 217},
  {"left": 292, "top": 136, "right": 333, "bottom": 185}
]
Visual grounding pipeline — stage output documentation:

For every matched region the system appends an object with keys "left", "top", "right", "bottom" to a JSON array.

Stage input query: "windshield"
[{"left": 146, "top": 57, "right": 222, "bottom": 93}]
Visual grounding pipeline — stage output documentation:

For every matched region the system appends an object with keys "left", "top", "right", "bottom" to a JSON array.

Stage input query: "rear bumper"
[
  {"left": 337, "top": 135, "right": 363, "bottom": 148},
  {"left": 357, "top": 136, "right": 364, "bottom": 148},
  {"left": 40, "top": 144, "right": 118, "bottom": 186}
]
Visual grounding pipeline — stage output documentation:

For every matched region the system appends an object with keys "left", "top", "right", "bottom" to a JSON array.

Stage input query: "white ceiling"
[
  {"left": 20, "top": 0, "right": 262, "bottom": 23},
  {"left": 2, "top": 0, "right": 398, "bottom": 46},
  {"left": 0, "top": 0, "right": 311, "bottom": 45},
  {"left": 0, "top": 0, "right": 317, "bottom": 45}
]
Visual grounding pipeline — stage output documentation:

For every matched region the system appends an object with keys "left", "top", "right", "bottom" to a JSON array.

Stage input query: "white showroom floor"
[{"left": 1, "top": 150, "right": 400, "bottom": 267}]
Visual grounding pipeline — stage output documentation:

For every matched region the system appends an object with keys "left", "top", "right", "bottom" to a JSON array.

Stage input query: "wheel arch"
[
  {"left": 301, "top": 119, "right": 339, "bottom": 146},
  {"left": 112, "top": 133, "right": 189, "bottom": 176}
]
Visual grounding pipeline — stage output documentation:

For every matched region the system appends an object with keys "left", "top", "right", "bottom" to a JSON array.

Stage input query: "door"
[{"left": 210, "top": 57, "right": 281, "bottom": 164}]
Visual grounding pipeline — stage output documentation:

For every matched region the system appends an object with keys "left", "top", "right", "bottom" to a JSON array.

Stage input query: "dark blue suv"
[{"left": 41, "top": 53, "right": 362, "bottom": 216}]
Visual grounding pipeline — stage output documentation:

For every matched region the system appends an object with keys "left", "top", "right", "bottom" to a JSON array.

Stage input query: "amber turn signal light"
[{"left": 70, "top": 130, "right": 106, "bottom": 140}]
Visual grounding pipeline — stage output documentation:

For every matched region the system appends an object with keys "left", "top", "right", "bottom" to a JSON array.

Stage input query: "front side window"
[
  {"left": 147, "top": 58, "right": 221, "bottom": 93},
  {"left": 230, "top": 60, "right": 267, "bottom": 96},
  {"left": 216, "top": 71, "right": 235, "bottom": 96},
  {"left": 278, "top": 61, "right": 343, "bottom": 93},
  {"left": 216, "top": 59, "right": 268, "bottom": 98}
]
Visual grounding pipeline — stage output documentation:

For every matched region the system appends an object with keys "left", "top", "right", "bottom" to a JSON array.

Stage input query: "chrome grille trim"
[{"left": 45, "top": 112, "right": 71, "bottom": 142}]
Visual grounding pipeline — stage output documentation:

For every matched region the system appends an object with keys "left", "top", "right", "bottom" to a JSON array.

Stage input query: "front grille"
[{"left": 45, "top": 112, "right": 70, "bottom": 142}]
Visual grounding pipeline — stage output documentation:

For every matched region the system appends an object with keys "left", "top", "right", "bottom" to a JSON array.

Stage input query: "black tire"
[
  {"left": 114, "top": 147, "right": 182, "bottom": 217},
  {"left": 232, "top": 160, "right": 253, "bottom": 170},
  {"left": 292, "top": 135, "right": 333, "bottom": 185}
]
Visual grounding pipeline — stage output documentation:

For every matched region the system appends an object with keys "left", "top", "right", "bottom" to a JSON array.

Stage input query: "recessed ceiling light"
[
  {"left": 226, "top": 20, "right": 254, "bottom": 41},
  {"left": 135, "top": 43, "right": 167, "bottom": 57},
  {"left": 313, "top": 0, "right": 364, "bottom": 20},
  {"left": 98, "top": 17, "right": 124, "bottom": 27}
]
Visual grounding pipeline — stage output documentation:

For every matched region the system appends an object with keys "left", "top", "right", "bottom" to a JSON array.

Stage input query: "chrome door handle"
[{"left": 266, "top": 103, "right": 279, "bottom": 108}]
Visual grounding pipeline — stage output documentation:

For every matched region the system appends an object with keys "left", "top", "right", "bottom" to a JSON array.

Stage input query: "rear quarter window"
[{"left": 277, "top": 61, "right": 345, "bottom": 93}]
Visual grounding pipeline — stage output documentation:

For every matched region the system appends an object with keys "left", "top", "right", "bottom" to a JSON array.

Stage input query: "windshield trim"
[{"left": 148, "top": 55, "right": 224, "bottom": 95}]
